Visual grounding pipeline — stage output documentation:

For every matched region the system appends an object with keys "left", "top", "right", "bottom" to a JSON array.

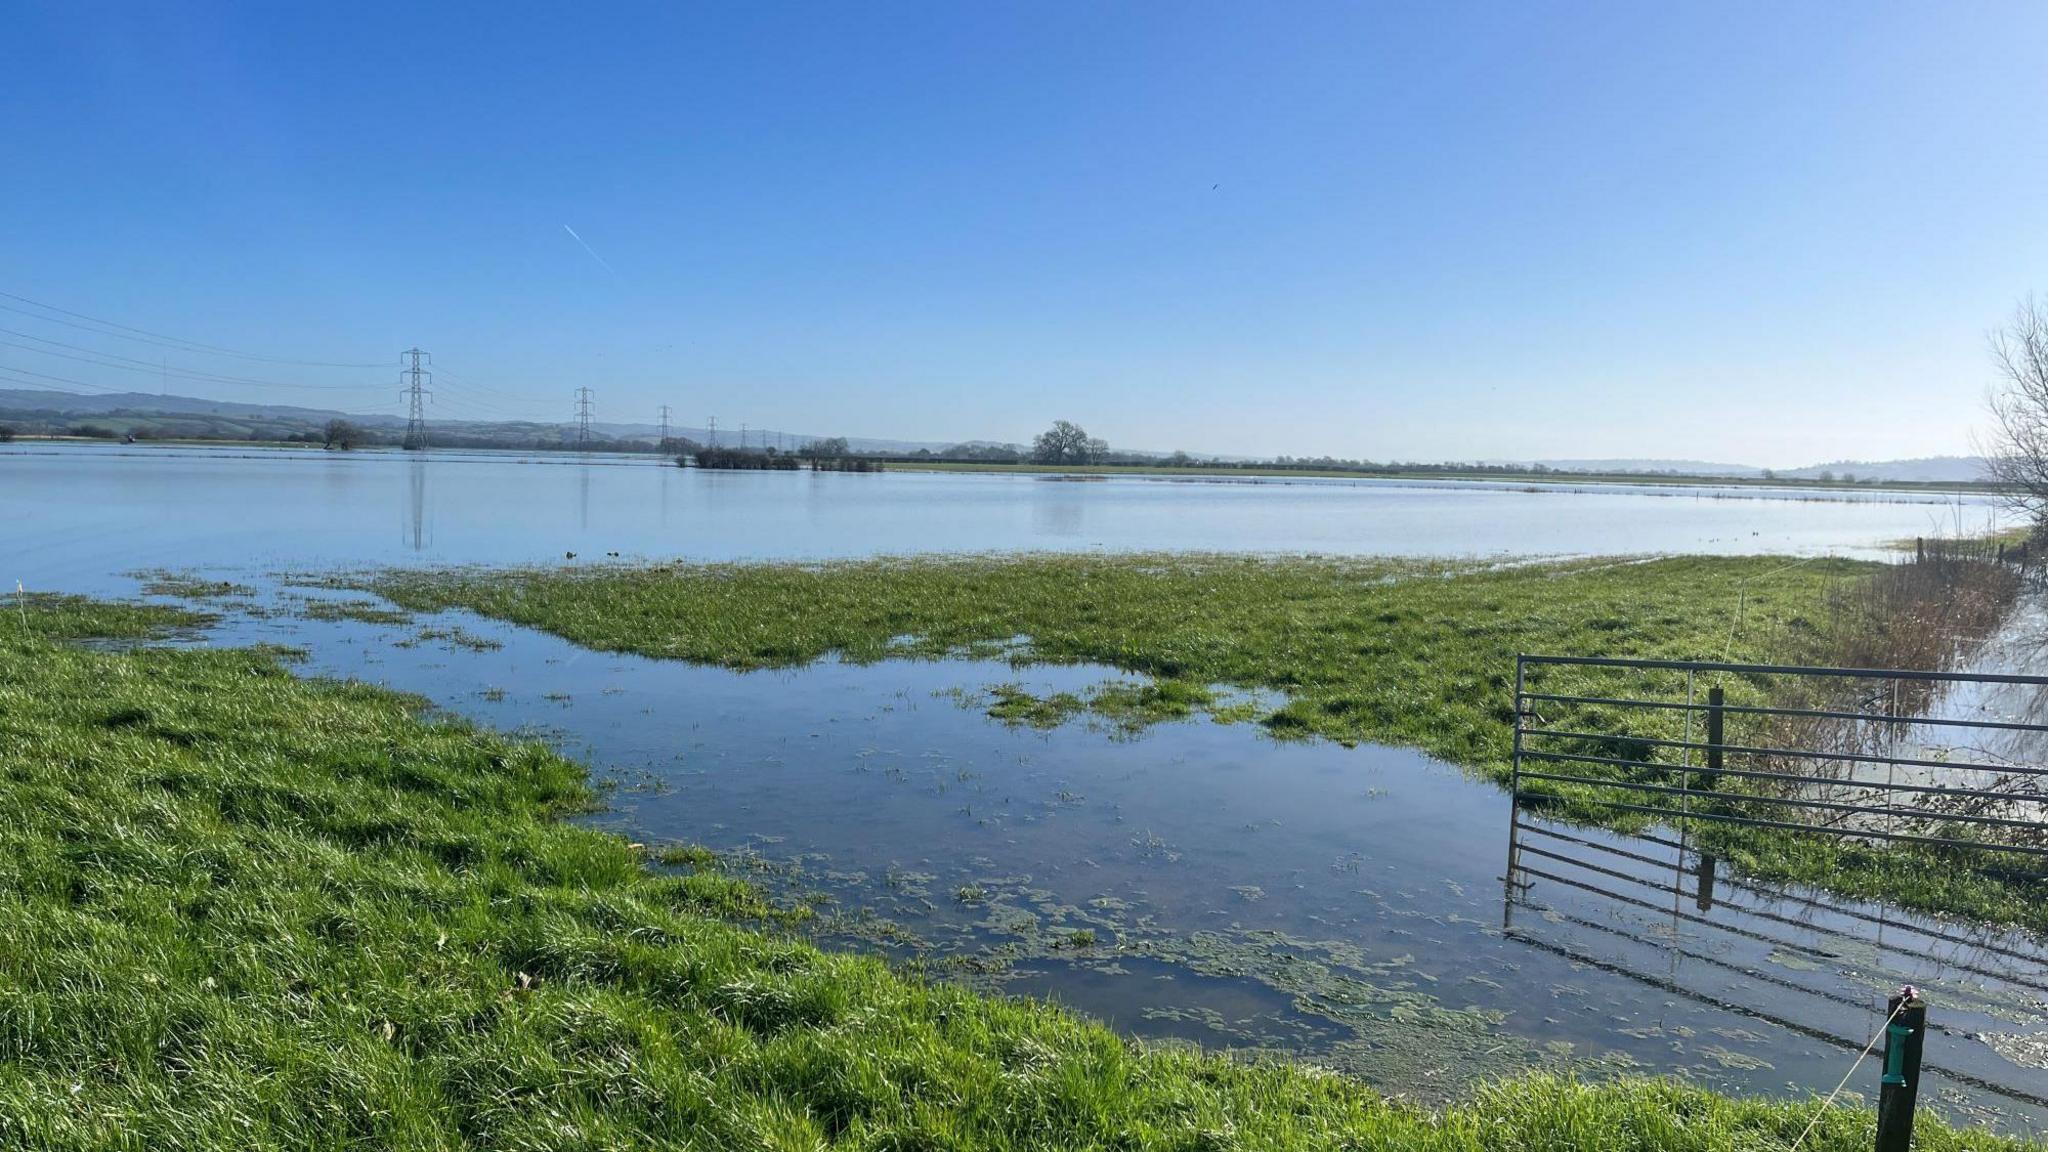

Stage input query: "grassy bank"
[
  {"left": 372, "top": 553, "right": 2048, "bottom": 933},
  {"left": 2, "top": 595, "right": 2036, "bottom": 1149}
]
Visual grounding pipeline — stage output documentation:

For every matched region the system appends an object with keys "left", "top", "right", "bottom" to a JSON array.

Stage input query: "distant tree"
[
  {"left": 323, "top": 419, "right": 362, "bottom": 451},
  {"left": 0, "top": 425, "right": 14, "bottom": 443},
  {"left": 1164, "top": 451, "right": 1195, "bottom": 467},
  {"left": 693, "top": 445, "right": 800, "bottom": 471},
  {"left": 1984, "top": 297, "right": 2048, "bottom": 529},
  {"left": 800, "top": 436, "right": 851, "bottom": 459},
  {"left": 1759, "top": 468, "right": 1776, "bottom": 480},
  {"left": 1032, "top": 420, "right": 1101, "bottom": 465},
  {"left": 1840, "top": 471, "right": 1856, "bottom": 484},
  {"left": 1817, "top": 470, "right": 1836, "bottom": 483},
  {"left": 70, "top": 424, "right": 117, "bottom": 439}
]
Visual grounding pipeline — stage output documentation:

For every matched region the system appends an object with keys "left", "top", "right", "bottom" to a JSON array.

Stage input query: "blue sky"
[{"left": 5, "top": 3, "right": 2045, "bottom": 465}]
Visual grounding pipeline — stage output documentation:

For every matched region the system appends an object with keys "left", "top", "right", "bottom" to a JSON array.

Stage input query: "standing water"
[
  {"left": 6, "top": 444, "right": 2041, "bottom": 1134},
  {"left": 3, "top": 442, "right": 1997, "bottom": 586}
]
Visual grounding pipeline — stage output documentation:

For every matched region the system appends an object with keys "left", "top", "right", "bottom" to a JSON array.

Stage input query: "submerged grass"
[
  {"left": 2, "top": 595, "right": 2038, "bottom": 1150},
  {"left": 373, "top": 553, "right": 2048, "bottom": 934},
  {"left": 373, "top": 553, "right": 1859, "bottom": 770}
]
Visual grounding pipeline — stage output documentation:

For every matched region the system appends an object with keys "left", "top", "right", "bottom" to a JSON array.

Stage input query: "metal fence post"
[
  {"left": 1875, "top": 990, "right": 1926, "bottom": 1152},
  {"left": 1702, "top": 686, "right": 1725, "bottom": 792},
  {"left": 1505, "top": 655, "right": 1528, "bottom": 929}
]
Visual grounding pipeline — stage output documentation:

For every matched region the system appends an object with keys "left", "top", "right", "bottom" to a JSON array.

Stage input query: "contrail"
[{"left": 563, "top": 224, "right": 623, "bottom": 280}]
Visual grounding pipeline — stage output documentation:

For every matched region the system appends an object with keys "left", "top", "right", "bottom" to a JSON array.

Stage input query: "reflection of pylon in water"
[
  {"left": 406, "top": 458, "right": 427, "bottom": 552},
  {"left": 399, "top": 348, "right": 431, "bottom": 450},
  {"left": 574, "top": 386, "right": 595, "bottom": 451}
]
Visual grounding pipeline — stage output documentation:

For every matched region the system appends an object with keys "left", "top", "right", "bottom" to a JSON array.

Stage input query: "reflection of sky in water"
[
  {"left": 165, "top": 590, "right": 2048, "bottom": 1134},
  {"left": 1922, "top": 594, "right": 2048, "bottom": 766},
  {"left": 5, "top": 441, "right": 2002, "bottom": 595}
]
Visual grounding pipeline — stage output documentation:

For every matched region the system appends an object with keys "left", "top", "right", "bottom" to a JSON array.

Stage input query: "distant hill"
[
  {"left": 1774, "top": 456, "right": 1988, "bottom": 483},
  {"left": 1510, "top": 458, "right": 1760, "bottom": 476},
  {"left": 0, "top": 389, "right": 373, "bottom": 424},
  {"left": 0, "top": 388, "right": 961, "bottom": 454}
]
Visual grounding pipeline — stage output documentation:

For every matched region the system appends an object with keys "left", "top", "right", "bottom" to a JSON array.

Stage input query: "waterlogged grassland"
[
  {"left": 373, "top": 553, "right": 2048, "bottom": 934},
  {"left": 8, "top": 600, "right": 2035, "bottom": 1149},
  {"left": 374, "top": 554, "right": 1860, "bottom": 771}
]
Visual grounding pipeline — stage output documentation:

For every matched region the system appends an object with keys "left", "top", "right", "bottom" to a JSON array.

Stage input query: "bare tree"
[
  {"left": 323, "top": 419, "right": 362, "bottom": 451},
  {"left": 1984, "top": 297, "right": 2048, "bottom": 531},
  {"left": 1033, "top": 420, "right": 1101, "bottom": 465}
]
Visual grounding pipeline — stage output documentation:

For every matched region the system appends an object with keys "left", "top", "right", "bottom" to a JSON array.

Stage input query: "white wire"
[{"left": 1788, "top": 997, "right": 1909, "bottom": 1152}]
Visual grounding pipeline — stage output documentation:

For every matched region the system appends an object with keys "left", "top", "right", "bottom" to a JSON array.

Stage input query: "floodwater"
[
  {"left": 7, "top": 442, "right": 2044, "bottom": 1133},
  {"left": 2, "top": 442, "right": 1999, "bottom": 588}
]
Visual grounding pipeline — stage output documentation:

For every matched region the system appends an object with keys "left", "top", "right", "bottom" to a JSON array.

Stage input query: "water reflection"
[
  {"left": 406, "top": 457, "right": 428, "bottom": 552},
  {"left": 1031, "top": 480, "right": 1089, "bottom": 537},
  {"left": 578, "top": 462, "right": 591, "bottom": 533},
  {"left": 3, "top": 442, "right": 2000, "bottom": 594},
  {"left": 1503, "top": 817, "right": 2048, "bottom": 1120}
]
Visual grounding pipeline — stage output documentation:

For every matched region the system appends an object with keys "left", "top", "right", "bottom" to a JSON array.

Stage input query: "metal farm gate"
[{"left": 1504, "top": 654, "right": 2048, "bottom": 1128}]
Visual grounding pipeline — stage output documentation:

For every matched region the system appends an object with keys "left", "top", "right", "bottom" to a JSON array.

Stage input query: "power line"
[
  {"left": 0, "top": 289, "right": 386, "bottom": 368},
  {"left": 430, "top": 382, "right": 553, "bottom": 421},
  {"left": 658, "top": 404, "right": 672, "bottom": 447},
  {"left": 0, "top": 363, "right": 126, "bottom": 394},
  {"left": 0, "top": 302, "right": 386, "bottom": 370},
  {"left": 574, "top": 386, "right": 595, "bottom": 452},
  {"left": 400, "top": 348, "right": 431, "bottom": 450},
  {"left": 429, "top": 365, "right": 559, "bottom": 415},
  {"left": 0, "top": 331, "right": 383, "bottom": 393},
  {"left": 0, "top": 361, "right": 397, "bottom": 411}
]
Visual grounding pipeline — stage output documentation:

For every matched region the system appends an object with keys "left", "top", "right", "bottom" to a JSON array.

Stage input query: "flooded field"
[
  {"left": 116, "top": 580, "right": 2041, "bottom": 1132},
  {"left": 7, "top": 444, "right": 2044, "bottom": 1134},
  {"left": 4, "top": 442, "right": 1998, "bottom": 588}
]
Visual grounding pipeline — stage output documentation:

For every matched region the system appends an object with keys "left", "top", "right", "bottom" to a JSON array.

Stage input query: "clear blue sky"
[{"left": 5, "top": 3, "right": 2045, "bottom": 465}]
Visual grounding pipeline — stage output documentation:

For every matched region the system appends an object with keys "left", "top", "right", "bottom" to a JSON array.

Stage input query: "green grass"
[
  {"left": 2, "top": 595, "right": 2038, "bottom": 1149},
  {"left": 374, "top": 554, "right": 1856, "bottom": 770},
  {"left": 372, "top": 553, "right": 2048, "bottom": 934}
]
